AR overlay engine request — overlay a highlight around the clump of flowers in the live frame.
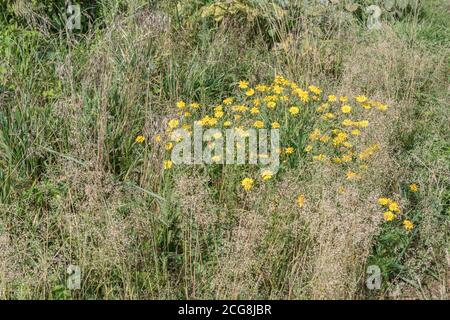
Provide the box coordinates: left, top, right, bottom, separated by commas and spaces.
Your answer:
377, 197, 414, 231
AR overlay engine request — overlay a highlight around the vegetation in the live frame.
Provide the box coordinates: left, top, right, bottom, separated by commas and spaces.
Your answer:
0, 0, 448, 299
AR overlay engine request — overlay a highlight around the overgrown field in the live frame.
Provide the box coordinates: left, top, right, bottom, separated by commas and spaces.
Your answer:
0, 0, 448, 299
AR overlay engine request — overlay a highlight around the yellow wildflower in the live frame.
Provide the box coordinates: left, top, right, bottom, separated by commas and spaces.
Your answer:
341, 105, 352, 114
403, 219, 414, 231
238, 80, 249, 89
409, 183, 419, 192
271, 121, 280, 129
241, 178, 254, 191
289, 106, 299, 115
176, 100, 186, 109
383, 211, 395, 221
163, 160, 173, 170
135, 135, 145, 143
297, 194, 305, 208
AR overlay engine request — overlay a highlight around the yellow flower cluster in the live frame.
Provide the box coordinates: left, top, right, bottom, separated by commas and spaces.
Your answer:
378, 197, 413, 231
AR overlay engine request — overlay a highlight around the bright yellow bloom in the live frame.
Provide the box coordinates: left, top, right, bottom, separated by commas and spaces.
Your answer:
409, 183, 419, 192
267, 101, 276, 109
271, 121, 280, 129
321, 112, 335, 120
165, 142, 173, 150
342, 119, 354, 126
223, 120, 232, 127
388, 201, 400, 213
211, 155, 221, 162
239, 80, 249, 89
246, 88, 255, 96
308, 85, 322, 95
328, 95, 337, 102
341, 105, 352, 113
250, 107, 260, 114
285, 147, 295, 154
176, 100, 186, 109
135, 135, 145, 143
214, 110, 224, 118
163, 160, 173, 170
297, 194, 305, 208
304, 145, 313, 153
351, 129, 361, 136
378, 197, 391, 206
241, 178, 254, 190
190, 102, 200, 109
383, 211, 395, 221
256, 84, 269, 92
261, 170, 274, 181
355, 95, 368, 103
403, 219, 414, 231
223, 97, 234, 105
168, 119, 179, 129
289, 106, 299, 115
253, 120, 265, 129
272, 85, 283, 94
253, 98, 261, 107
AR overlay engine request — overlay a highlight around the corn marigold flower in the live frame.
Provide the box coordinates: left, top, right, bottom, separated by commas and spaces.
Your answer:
341, 105, 352, 113
253, 120, 265, 129
223, 97, 234, 105
190, 102, 200, 109
250, 107, 260, 114
297, 194, 305, 208
355, 95, 368, 103
351, 129, 361, 136
304, 145, 313, 153
403, 219, 414, 231
246, 88, 255, 96
271, 121, 280, 129
176, 100, 186, 109
378, 197, 391, 206
383, 211, 395, 221
388, 201, 400, 213
308, 85, 322, 95
223, 120, 232, 127
165, 142, 174, 150
239, 80, 249, 89
267, 101, 276, 109
241, 177, 254, 190
168, 119, 179, 129
409, 183, 419, 192
328, 95, 337, 102
285, 147, 295, 154
261, 170, 274, 181
289, 106, 299, 115
256, 84, 269, 92
135, 135, 145, 143
163, 160, 173, 169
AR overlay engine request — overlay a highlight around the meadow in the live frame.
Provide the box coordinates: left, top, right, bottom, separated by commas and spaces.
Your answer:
0, 0, 448, 299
